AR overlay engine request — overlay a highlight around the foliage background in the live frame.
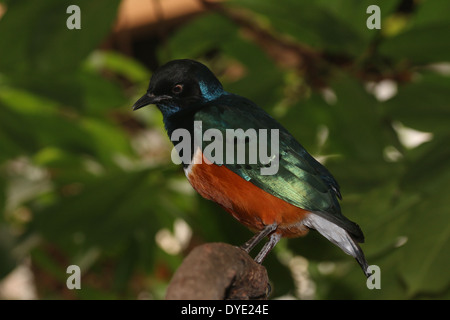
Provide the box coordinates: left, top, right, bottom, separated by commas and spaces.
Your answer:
0, 0, 449, 299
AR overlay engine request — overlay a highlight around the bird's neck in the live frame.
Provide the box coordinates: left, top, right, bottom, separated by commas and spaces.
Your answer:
198, 81, 225, 102
158, 102, 199, 141
158, 89, 230, 136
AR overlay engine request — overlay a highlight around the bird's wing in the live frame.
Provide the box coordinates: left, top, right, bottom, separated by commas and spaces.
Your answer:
194, 95, 364, 242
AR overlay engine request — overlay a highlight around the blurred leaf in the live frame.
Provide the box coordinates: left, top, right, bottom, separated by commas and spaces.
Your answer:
163, 13, 239, 61
0, 101, 35, 160
79, 69, 128, 116
0, 85, 134, 167
278, 93, 328, 154
165, 12, 284, 108
383, 74, 450, 135
28, 166, 194, 277
80, 51, 151, 116
408, 0, 450, 28
321, 75, 400, 193
0, 173, 5, 216
265, 247, 296, 297
379, 0, 450, 64
400, 135, 450, 194
0, 226, 18, 279
397, 136, 450, 296
230, 0, 365, 55
400, 187, 450, 297
190, 197, 251, 245
315, 0, 400, 41
327, 75, 388, 160
87, 51, 151, 84
80, 118, 134, 166
379, 23, 450, 64
0, 0, 121, 104
0, 87, 96, 157
32, 168, 155, 249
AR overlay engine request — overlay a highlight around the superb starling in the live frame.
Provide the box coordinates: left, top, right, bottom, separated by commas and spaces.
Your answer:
133, 59, 369, 277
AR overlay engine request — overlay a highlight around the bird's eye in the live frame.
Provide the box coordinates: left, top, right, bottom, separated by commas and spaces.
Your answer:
172, 84, 184, 94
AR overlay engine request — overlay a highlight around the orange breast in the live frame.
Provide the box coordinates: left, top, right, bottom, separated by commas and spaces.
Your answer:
185, 150, 310, 238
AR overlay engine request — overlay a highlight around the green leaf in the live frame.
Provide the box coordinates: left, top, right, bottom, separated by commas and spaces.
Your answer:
379, 23, 450, 64
379, 0, 450, 64
80, 118, 134, 166
0, 87, 95, 157
87, 51, 151, 84
32, 169, 154, 248
0, 226, 19, 279
409, 0, 450, 28
0, 85, 134, 166
400, 190, 450, 297
278, 93, 326, 155
320, 75, 400, 193
28, 167, 191, 274
314, 0, 400, 41
230, 0, 365, 55
163, 13, 239, 61
79, 68, 128, 116
165, 12, 284, 108
222, 38, 284, 109
0, 0, 121, 104
394, 136, 450, 296
323, 75, 386, 160
383, 74, 450, 135
378, 0, 450, 63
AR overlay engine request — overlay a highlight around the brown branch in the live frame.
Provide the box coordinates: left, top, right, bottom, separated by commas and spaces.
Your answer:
200, 0, 413, 85
200, 0, 338, 88
165, 243, 270, 300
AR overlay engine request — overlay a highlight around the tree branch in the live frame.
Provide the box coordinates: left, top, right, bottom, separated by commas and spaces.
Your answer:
165, 243, 269, 300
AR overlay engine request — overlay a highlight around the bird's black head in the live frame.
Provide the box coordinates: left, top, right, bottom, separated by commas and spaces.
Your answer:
132, 59, 224, 118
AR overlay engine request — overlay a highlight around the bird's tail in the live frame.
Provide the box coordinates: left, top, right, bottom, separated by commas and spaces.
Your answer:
303, 213, 370, 278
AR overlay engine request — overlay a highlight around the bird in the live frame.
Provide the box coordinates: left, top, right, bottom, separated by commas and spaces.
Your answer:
133, 59, 369, 277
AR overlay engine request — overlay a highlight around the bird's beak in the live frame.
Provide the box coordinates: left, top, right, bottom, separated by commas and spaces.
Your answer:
132, 93, 171, 111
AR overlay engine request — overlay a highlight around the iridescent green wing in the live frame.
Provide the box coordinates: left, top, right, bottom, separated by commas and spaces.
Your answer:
194, 94, 363, 241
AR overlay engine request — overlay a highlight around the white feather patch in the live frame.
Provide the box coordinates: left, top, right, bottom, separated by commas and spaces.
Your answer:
303, 213, 360, 258
184, 146, 213, 179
